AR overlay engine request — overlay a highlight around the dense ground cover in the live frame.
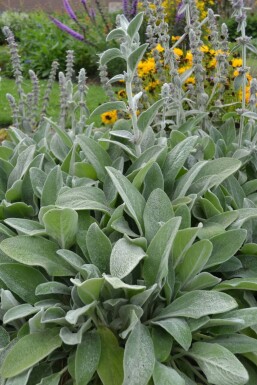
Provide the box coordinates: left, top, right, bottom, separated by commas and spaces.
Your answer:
1, 1, 257, 385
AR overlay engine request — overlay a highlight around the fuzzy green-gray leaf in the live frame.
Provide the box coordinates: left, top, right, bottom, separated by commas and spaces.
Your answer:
189, 342, 249, 385
123, 322, 155, 385
110, 237, 146, 279
0, 236, 74, 276
1, 329, 62, 378
153, 362, 185, 385
156, 291, 238, 319
86, 223, 112, 273
42, 208, 78, 249
106, 167, 145, 234
143, 188, 174, 243
75, 332, 101, 385
143, 217, 181, 286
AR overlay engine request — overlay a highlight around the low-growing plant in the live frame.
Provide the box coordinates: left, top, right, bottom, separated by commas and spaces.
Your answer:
1, 1, 257, 385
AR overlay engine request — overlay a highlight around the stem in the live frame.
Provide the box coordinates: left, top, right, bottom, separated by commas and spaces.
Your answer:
126, 80, 141, 156
239, 24, 247, 147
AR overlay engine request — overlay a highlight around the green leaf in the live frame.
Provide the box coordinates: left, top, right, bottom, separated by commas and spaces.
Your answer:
183, 272, 221, 291
152, 318, 192, 351
4, 218, 45, 236
143, 163, 164, 200
42, 208, 78, 248
106, 167, 145, 234
143, 188, 174, 243
138, 99, 165, 132
29, 168, 47, 199
35, 282, 70, 296
172, 227, 199, 268
0, 236, 74, 276
100, 48, 123, 66
97, 327, 124, 385
189, 342, 249, 385
1, 329, 62, 378
123, 322, 155, 385
103, 275, 145, 296
3, 304, 38, 324
86, 223, 112, 273
205, 229, 247, 268
74, 278, 104, 304
155, 291, 238, 320
210, 334, 257, 354
177, 239, 213, 286
65, 302, 96, 325
127, 12, 144, 39
128, 44, 148, 74
110, 237, 146, 279
143, 217, 181, 286
215, 278, 257, 291
75, 332, 101, 385
106, 27, 127, 41
90, 102, 127, 118
41, 166, 63, 207
0, 327, 10, 349
0, 264, 47, 304
188, 158, 242, 196
153, 362, 185, 385
56, 186, 111, 214
5, 368, 32, 385
35, 371, 63, 385
163, 136, 198, 192
8, 145, 36, 189
76, 136, 112, 182
151, 327, 173, 363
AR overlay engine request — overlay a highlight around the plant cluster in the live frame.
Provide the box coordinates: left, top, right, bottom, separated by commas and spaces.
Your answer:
1, 1, 257, 385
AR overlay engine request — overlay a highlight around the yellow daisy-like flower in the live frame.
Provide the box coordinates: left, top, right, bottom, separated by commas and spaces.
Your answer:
200, 45, 209, 53
117, 89, 126, 99
171, 36, 181, 42
232, 58, 243, 68
152, 43, 165, 53
178, 65, 192, 74
101, 110, 118, 125
173, 47, 183, 58
185, 51, 193, 62
185, 77, 196, 85
137, 57, 156, 78
145, 80, 160, 92
208, 58, 217, 68
238, 86, 251, 103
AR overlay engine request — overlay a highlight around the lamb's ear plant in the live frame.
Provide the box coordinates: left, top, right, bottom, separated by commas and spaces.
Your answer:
2, 3, 257, 385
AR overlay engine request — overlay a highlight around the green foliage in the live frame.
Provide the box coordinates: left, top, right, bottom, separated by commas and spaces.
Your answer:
1, 5, 257, 385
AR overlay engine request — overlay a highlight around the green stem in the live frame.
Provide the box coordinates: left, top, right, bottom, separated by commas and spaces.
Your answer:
239, 24, 247, 147
126, 80, 141, 156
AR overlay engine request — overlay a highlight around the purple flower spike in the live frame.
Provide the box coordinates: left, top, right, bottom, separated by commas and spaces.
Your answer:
63, 0, 77, 21
50, 17, 84, 40
131, 0, 138, 17
123, 0, 129, 18
81, 0, 87, 4
90, 8, 96, 19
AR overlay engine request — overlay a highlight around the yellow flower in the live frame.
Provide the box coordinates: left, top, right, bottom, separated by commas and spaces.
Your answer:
185, 51, 193, 62
145, 80, 160, 92
208, 58, 217, 68
200, 45, 209, 53
117, 89, 126, 99
101, 110, 118, 125
238, 86, 250, 103
153, 43, 165, 53
185, 77, 195, 85
137, 57, 156, 77
178, 65, 191, 74
234, 69, 239, 77
171, 35, 181, 42
173, 47, 183, 58
232, 58, 243, 68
